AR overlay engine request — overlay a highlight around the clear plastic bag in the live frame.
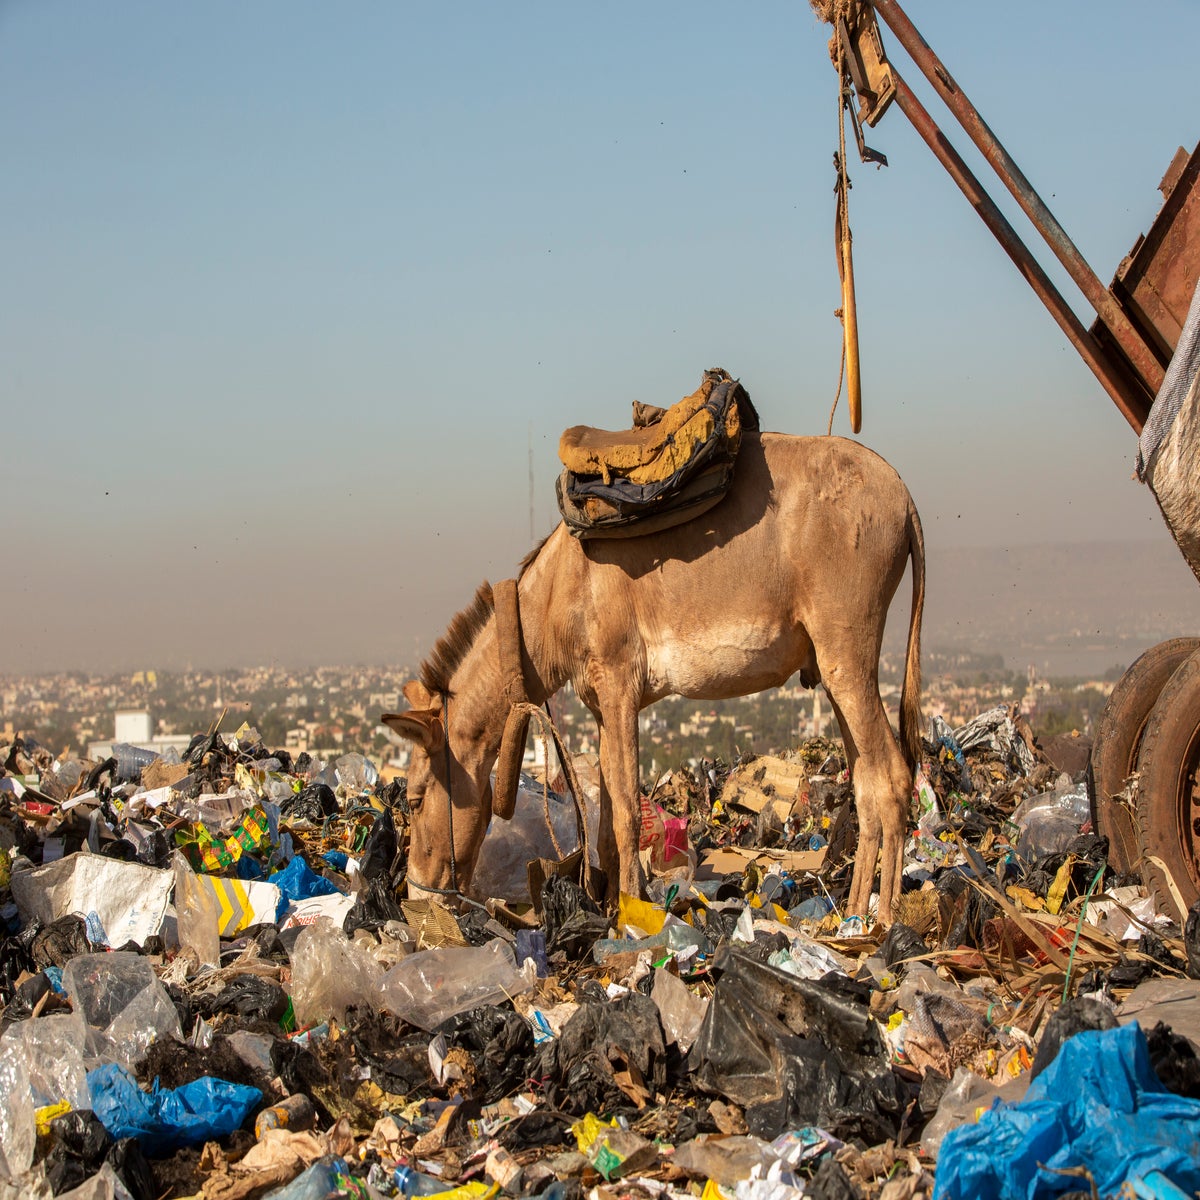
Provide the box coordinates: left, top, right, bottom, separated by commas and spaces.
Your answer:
377, 939, 531, 1031
290, 918, 384, 1025
672, 1134, 776, 1188
172, 852, 221, 967
333, 753, 378, 793
650, 967, 708, 1052
62, 951, 181, 1069
0, 1012, 90, 1109
921, 1066, 1018, 1158
0, 1042, 34, 1180
1012, 779, 1090, 861
468, 773, 596, 904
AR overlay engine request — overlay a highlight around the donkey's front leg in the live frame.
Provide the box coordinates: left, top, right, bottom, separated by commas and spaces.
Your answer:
596, 697, 644, 908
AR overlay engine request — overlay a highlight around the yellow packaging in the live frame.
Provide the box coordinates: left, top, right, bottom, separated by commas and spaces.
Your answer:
619, 893, 665, 937
570, 1111, 618, 1154
36, 1101, 72, 1138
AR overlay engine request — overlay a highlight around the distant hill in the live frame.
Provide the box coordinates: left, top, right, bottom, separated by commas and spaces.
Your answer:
884, 540, 1200, 678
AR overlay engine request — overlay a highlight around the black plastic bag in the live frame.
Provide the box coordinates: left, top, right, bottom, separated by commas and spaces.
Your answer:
358, 806, 398, 882
283, 782, 337, 822
31, 914, 92, 968
271, 1038, 333, 1124
1137, 930, 1177, 971
806, 1156, 864, 1200
434, 1004, 536, 1103
698, 906, 741, 954
245, 924, 291, 963
880, 922, 928, 973
1185, 900, 1200, 979
1029, 996, 1117, 1079
0, 928, 39, 1008
496, 1110, 572, 1151
538, 991, 666, 1117
107, 1138, 157, 1200
44, 1110, 113, 1195
202, 975, 290, 1023
1106, 955, 1154, 989
346, 1006, 435, 1095
1146, 1020, 1200, 1099
540, 875, 608, 961
1, 971, 54, 1028
457, 907, 494, 947
343, 873, 404, 939
131, 825, 172, 868
687, 946, 903, 1143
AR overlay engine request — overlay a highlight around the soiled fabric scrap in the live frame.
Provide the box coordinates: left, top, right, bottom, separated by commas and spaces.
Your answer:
933, 1023, 1200, 1200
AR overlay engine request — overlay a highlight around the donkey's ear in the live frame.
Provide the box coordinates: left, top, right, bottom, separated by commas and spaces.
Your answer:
402, 680, 436, 709
382, 708, 445, 754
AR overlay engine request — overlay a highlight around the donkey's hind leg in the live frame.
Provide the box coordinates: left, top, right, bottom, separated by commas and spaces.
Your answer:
823, 674, 912, 925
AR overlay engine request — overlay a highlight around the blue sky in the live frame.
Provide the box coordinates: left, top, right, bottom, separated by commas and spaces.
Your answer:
4, 1, 1200, 672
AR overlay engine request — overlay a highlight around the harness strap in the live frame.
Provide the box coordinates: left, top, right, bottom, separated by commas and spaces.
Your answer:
493, 578, 530, 706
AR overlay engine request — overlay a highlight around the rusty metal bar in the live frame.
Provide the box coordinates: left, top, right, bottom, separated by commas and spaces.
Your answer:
872, 0, 1166, 399
889, 69, 1149, 432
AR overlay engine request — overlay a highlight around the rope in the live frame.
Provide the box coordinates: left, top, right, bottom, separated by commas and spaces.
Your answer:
507, 701, 591, 870
826, 336, 846, 436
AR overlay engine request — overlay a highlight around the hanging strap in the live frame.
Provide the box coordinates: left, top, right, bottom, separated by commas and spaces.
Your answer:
494, 578, 530, 707
835, 30, 863, 434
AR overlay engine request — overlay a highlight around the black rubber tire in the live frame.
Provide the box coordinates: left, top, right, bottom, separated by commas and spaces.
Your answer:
1134, 647, 1200, 922
1091, 637, 1200, 875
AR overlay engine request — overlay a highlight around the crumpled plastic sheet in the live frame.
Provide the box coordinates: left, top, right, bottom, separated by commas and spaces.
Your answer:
0, 1012, 91, 1109
86, 1063, 262, 1158
62, 952, 181, 1070
377, 937, 530, 1032
289, 919, 384, 1026
952, 705, 1036, 776
0, 1039, 34, 1180
688, 946, 903, 1144
933, 1022, 1200, 1200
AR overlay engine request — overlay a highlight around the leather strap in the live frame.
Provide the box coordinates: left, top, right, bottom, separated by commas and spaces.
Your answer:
493, 578, 529, 706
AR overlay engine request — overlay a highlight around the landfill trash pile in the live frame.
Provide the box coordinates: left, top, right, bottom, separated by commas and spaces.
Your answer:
3, 706, 1200, 1200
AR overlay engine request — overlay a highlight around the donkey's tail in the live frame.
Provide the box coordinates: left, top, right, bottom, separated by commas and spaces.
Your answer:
899, 498, 925, 774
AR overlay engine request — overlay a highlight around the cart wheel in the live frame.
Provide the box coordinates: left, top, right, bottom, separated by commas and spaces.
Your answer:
1090, 638, 1200, 874
1134, 646, 1200, 921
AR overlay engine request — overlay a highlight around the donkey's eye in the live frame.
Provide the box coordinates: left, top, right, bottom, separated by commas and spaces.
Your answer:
408, 793, 425, 811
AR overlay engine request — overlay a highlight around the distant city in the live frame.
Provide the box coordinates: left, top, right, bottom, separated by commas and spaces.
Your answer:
5, 542, 1198, 776
1, 648, 1122, 780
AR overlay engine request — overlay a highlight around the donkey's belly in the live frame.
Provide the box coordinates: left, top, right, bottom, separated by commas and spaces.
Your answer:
643, 619, 811, 702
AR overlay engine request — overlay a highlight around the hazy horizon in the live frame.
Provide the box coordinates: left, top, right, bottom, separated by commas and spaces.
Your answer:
5, 538, 1198, 681
4, 3, 1199, 676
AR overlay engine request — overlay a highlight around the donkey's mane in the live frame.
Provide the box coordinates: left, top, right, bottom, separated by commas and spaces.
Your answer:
419, 581, 495, 696
418, 532, 554, 695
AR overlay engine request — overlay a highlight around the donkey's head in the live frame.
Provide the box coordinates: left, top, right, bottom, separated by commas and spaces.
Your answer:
382, 680, 498, 899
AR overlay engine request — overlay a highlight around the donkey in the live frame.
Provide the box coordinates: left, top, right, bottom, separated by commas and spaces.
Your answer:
384, 432, 925, 924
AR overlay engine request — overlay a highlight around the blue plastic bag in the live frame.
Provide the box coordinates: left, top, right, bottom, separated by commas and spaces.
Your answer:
87, 1063, 262, 1156
934, 1023, 1200, 1200
270, 854, 345, 921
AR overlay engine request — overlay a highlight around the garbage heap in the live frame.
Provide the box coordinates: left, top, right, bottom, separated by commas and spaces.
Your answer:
2, 707, 1200, 1200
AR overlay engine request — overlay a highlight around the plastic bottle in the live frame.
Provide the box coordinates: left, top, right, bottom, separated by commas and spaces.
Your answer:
393, 1163, 449, 1197
255, 1093, 317, 1138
